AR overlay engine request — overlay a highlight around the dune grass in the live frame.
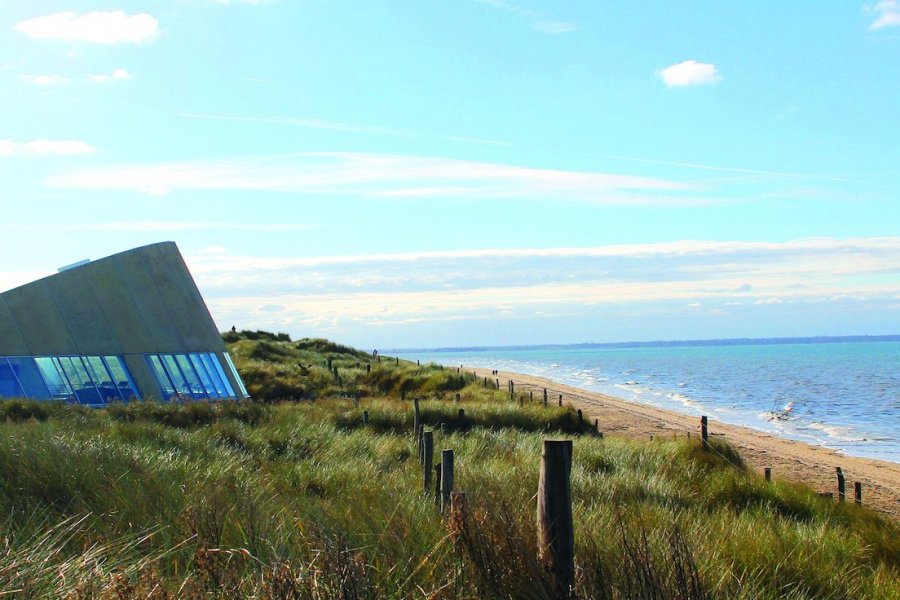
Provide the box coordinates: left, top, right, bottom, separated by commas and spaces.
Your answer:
0, 335, 894, 598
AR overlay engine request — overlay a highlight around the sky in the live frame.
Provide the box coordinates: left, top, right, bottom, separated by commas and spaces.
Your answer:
1, 1, 899, 349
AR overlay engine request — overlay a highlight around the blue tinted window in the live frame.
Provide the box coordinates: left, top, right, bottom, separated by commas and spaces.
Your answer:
224, 353, 249, 398
35, 357, 73, 400
210, 353, 236, 397
104, 357, 139, 400
5, 358, 50, 400
189, 354, 220, 398
174, 354, 206, 399
57, 357, 102, 404
161, 355, 191, 396
0, 359, 24, 398
84, 356, 121, 402
201, 353, 230, 397
146, 355, 176, 399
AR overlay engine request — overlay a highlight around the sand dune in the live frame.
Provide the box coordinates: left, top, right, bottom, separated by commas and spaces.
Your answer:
465, 366, 900, 520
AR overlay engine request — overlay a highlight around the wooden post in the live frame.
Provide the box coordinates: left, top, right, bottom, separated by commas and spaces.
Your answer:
558, 394, 562, 407
366, 363, 371, 373
363, 410, 369, 425
530, 390, 534, 403
423, 430, 433, 494
543, 388, 548, 407
495, 378, 500, 389
538, 440, 574, 599
854, 481, 862, 505
594, 418, 599, 434
484, 376, 487, 388
434, 463, 442, 505
455, 393, 461, 403
441, 449, 454, 513
836, 467, 845, 502
458, 408, 465, 420
764, 467, 771, 482
413, 397, 421, 440
701, 416, 709, 451
418, 424, 425, 464
577, 409, 583, 423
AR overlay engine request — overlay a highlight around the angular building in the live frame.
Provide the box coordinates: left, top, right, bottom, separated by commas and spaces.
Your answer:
0, 242, 248, 404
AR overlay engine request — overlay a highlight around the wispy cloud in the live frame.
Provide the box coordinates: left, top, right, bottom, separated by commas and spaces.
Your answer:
186, 237, 900, 337
658, 60, 722, 88
869, 1, 900, 29
0, 221, 310, 233
474, 0, 576, 34
21, 74, 68, 85
47, 152, 701, 203
88, 68, 132, 83
0, 139, 95, 156
15, 11, 159, 45
176, 112, 510, 146
177, 112, 414, 137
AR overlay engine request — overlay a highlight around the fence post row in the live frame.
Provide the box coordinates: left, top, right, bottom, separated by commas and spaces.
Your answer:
538, 439, 575, 599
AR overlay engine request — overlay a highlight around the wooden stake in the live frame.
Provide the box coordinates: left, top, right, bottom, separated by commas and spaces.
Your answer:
418, 424, 425, 464
413, 397, 420, 440
764, 467, 771, 482
441, 449, 454, 513
558, 394, 563, 407
836, 467, 845, 502
701, 416, 709, 451
363, 410, 369, 425
854, 481, 862, 505
537, 440, 575, 599
423, 430, 433, 494
543, 388, 548, 407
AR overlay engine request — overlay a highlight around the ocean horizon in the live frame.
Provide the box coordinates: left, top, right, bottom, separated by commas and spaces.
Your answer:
395, 336, 900, 463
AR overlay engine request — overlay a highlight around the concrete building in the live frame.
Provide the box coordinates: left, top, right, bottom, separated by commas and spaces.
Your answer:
0, 242, 248, 404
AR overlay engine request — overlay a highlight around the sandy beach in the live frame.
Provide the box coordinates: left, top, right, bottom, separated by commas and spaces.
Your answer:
465, 365, 900, 520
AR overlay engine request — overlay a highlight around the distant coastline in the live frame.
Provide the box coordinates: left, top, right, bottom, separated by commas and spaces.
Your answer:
389, 334, 900, 354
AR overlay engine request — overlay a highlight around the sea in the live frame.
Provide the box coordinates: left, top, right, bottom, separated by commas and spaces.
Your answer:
395, 339, 900, 463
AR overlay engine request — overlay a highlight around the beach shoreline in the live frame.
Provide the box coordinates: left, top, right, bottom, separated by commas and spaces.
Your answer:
464, 365, 900, 520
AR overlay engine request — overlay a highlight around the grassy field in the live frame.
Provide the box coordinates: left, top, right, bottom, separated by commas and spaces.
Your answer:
0, 332, 895, 598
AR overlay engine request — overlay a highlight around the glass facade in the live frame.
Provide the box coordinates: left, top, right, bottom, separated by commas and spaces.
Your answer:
0, 355, 139, 404
143, 352, 243, 400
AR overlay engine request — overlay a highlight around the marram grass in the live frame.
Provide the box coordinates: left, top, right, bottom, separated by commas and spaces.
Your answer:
0, 334, 893, 598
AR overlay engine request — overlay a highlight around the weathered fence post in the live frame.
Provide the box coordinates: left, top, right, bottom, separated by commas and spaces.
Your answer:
434, 463, 442, 505
366, 363, 371, 373
484, 376, 488, 388
836, 467, 845, 502
413, 397, 421, 440
458, 408, 465, 421
854, 481, 862, 505
558, 394, 563, 407
455, 393, 461, 403
530, 390, 534, 403
418, 424, 425, 464
577, 409, 583, 423
423, 430, 433, 494
543, 388, 548, 407
441, 449, 455, 513
764, 467, 771, 482
363, 410, 369, 425
593, 418, 599, 434
538, 440, 574, 599
701, 416, 709, 451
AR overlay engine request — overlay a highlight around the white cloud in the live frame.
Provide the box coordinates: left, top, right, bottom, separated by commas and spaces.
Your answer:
474, 0, 576, 34
47, 152, 702, 204
0, 221, 308, 233
21, 74, 68, 85
88, 68, 132, 83
0, 139, 95, 157
15, 11, 159, 45
870, 1, 900, 29
658, 60, 722, 88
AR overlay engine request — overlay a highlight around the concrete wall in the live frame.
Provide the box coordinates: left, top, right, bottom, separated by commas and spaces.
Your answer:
0, 242, 240, 400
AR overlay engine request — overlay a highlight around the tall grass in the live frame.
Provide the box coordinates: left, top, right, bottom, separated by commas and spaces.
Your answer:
0, 336, 893, 598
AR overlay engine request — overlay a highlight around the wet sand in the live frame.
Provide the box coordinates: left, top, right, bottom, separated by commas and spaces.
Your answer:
465, 366, 900, 520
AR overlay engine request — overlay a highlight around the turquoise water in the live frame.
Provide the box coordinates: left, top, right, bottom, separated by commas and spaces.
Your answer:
397, 342, 900, 462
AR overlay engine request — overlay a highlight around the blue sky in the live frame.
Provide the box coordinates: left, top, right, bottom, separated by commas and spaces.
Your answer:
1, 1, 899, 348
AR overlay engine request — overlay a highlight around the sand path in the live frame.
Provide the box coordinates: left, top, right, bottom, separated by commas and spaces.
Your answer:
462, 366, 900, 520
